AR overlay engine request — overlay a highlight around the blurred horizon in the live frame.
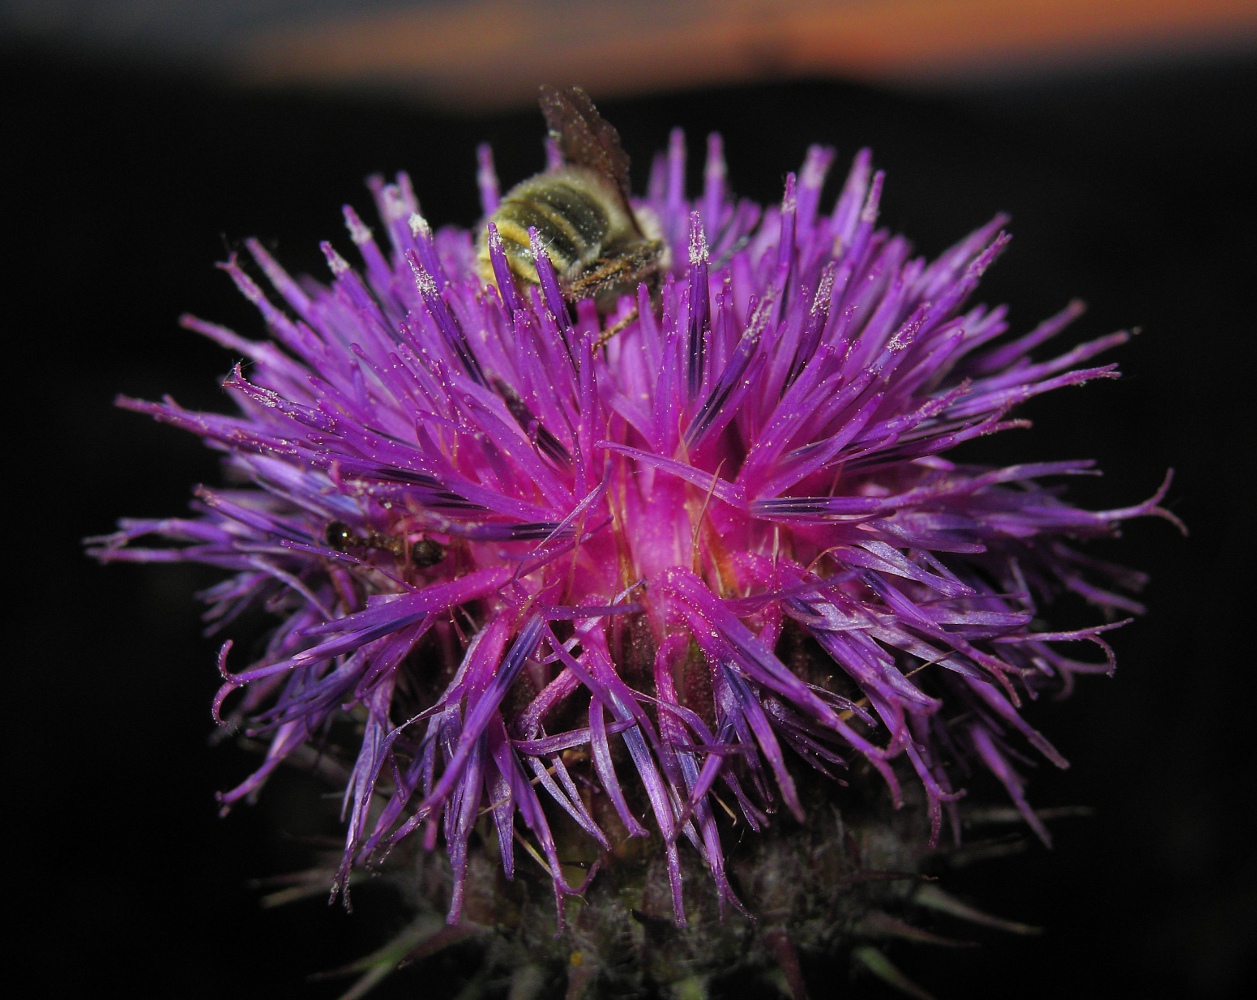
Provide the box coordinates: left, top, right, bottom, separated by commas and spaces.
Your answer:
5, 0, 1257, 109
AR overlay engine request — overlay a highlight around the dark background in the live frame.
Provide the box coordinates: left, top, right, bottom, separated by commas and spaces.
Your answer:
7, 43, 1255, 998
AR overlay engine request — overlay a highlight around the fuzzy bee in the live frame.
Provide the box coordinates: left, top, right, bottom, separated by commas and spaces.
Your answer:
477, 85, 668, 312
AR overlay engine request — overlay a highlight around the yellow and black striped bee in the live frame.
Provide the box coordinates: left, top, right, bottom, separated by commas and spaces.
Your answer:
478, 85, 668, 312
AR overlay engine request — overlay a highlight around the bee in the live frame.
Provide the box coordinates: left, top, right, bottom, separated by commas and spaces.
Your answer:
478, 85, 668, 313
324, 520, 445, 568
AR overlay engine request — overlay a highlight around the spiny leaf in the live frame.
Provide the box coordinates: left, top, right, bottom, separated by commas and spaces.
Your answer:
851, 946, 935, 1000
857, 910, 977, 948
914, 883, 1041, 935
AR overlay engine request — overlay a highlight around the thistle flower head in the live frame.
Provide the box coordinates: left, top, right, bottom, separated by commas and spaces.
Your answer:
92, 98, 1172, 940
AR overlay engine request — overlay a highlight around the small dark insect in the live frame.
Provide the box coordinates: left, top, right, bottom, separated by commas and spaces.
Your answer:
324, 520, 358, 551
478, 85, 668, 313
324, 520, 445, 568
410, 538, 446, 568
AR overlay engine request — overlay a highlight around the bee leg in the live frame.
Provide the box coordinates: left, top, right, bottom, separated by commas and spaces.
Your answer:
564, 239, 665, 307
564, 257, 635, 300
595, 306, 638, 348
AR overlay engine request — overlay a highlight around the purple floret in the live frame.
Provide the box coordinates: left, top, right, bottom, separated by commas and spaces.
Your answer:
90, 129, 1176, 927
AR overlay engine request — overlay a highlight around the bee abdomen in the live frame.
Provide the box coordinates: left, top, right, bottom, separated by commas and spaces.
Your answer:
481, 169, 620, 284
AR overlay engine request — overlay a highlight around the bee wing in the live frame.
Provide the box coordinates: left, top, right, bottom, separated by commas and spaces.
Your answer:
538, 85, 640, 229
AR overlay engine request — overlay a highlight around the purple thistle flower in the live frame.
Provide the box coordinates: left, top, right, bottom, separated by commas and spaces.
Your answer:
90, 96, 1174, 940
